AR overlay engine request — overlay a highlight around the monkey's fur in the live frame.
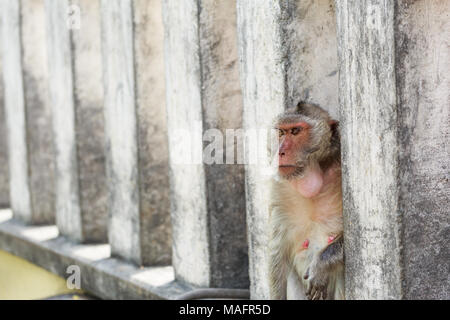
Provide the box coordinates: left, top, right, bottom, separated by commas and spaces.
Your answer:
269, 102, 344, 300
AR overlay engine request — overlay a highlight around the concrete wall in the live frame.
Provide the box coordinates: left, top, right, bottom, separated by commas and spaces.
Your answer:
45, 0, 82, 240
101, 0, 171, 266
1, 0, 33, 222
1, 0, 55, 222
0, 0, 447, 299
163, 0, 248, 288
0, 19, 9, 208
336, 0, 449, 299
283, 0, 339, 118
70, 0, 108, 243
46, 0, 108, 243
21, 0, 56, 224
395, 0, 449, 300
134, 0, 172, 266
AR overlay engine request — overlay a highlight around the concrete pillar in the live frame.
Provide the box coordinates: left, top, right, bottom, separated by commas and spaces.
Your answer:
163, 0, 248, 288
1, 0, 56, 224
45, 0, 107, 242
237, 0, 338, 298
70, 0, 108, 243
21, 0, 56, 224
45, 0, 80, 240
1, 0, 30, 220
336, 0, 449, 299
101, 0, 171, 266
0, 27, 9, 209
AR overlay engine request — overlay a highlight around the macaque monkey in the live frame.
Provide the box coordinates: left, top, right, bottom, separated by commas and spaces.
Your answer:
269, 101, 344, 300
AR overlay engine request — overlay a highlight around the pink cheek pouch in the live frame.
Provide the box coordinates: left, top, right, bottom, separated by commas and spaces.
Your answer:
292, 166, 324, 198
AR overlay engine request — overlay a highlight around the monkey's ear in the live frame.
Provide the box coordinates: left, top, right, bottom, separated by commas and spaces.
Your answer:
296, 101, 307, 112
329, 120, 339, 138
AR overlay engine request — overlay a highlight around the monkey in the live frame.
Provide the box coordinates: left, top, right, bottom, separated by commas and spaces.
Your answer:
268, 101, 344, 300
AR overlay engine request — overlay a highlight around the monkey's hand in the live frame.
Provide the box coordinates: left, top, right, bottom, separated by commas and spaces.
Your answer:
304, 235, 344, 300
304, 258, 329, 300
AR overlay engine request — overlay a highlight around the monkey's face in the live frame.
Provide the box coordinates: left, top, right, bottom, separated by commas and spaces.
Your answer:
276, 120, 311, 179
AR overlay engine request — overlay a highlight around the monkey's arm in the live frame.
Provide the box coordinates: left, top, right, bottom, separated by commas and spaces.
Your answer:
268, 214, 289, 299
304, 234, 344, 300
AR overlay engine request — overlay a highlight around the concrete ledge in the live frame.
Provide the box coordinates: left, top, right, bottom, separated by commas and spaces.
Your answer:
0, 209, 194, 299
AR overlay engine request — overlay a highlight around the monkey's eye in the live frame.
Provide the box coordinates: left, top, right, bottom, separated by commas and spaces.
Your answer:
291, 127, 302, 135
278, 129, 285, 137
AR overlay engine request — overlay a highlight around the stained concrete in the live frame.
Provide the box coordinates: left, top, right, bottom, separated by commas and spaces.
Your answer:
45, 0, 108, 243
1, 0, 32, 221
45, 0, 82, 240
336, 0, 449, 299
163, 0, 209, 286
134, 0, 172, 266
101, 0, 172, 266
101, 0, 140, 263
163, 0, 248, 288
71, 0, 108, 243
21, 0, 56, 224
395, 0, 450, 300
283, 0, 339, 118
0, 29, 9, 209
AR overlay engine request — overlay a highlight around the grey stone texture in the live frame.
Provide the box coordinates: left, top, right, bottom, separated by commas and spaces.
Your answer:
163, 0, 248, 288
101, 0, 171, 266
45, 0, 108, 243
134, 0, 172, 266
394, 0, 449, 300
21, 0, 56, 224
1, 0, 54, 224
0, 31, 9, 209
45, 0, 82, 239
1, 0, 31, 221
282, 0, 339, 118
237, 0, 338, 298
336, 0, 449, 299
70, 0, 108, 243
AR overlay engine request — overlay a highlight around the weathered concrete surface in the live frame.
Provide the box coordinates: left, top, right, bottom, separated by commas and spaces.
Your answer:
0, 27, 9, 208
45, 0, 82, 240
0, 209, 195, 300
336, 0, 402, 299
237, 0, 338, 298
101, 0, 172, 265
163, 0, 248, 288
1, 0, 32, 221
198, 0, 248, 289
163, 0, 209, 286
283, 0, 339, 118
101, 0, 140, 262
1, 0, 56, 223
70, 0, 108, 243
336, 0, 449, 299
394, 0, 450, 300
21, 0, 56, 224
133, 0, 172, 266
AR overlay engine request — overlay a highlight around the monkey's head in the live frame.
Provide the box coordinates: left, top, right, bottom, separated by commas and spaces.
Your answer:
274, 102, 340, 196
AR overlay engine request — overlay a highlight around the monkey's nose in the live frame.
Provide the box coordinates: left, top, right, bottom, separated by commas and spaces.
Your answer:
279, 152, 285, 157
